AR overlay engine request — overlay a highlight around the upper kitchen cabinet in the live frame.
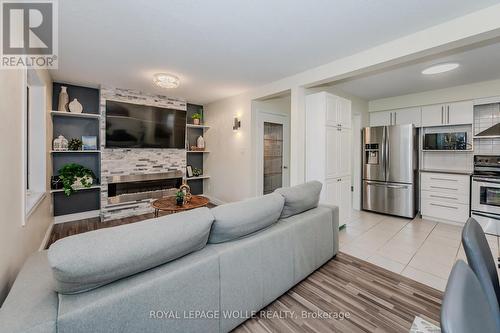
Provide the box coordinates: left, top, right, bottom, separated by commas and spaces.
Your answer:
369, 107, 421, 127
324, 93, 352, 128
421, 101, 473, 127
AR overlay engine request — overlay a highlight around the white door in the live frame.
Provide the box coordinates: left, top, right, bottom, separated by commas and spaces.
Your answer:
421, 104, 444, 127
340, 176, 352, 226
338, 128, 351, 176
370, 111, 392, 126
325, 126, 340, 178
352, 114, 361, 211
256, 112, 290, 195
338, 97, 352, 128
395, 107, 421, 127
447, 101, 473, 126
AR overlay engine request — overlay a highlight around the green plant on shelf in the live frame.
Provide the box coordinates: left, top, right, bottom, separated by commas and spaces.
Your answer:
58, 163, 95, 196
193, 168, 203, 177
191, 113, 202, 120
68, 138, 82, 151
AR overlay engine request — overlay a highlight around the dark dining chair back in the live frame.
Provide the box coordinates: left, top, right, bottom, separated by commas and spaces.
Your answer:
462, 217, 500, 329
441, 260, 500, 333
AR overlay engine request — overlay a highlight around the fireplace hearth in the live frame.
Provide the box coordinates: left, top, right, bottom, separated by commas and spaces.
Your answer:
107, 171, 183, 205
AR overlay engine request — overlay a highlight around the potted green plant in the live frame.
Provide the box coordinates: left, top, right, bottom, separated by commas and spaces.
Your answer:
191, 113, 202, 125
193, 168, 202, 177
175, 190, 185, 206
58, 163, 95, 196
68, 138, 83, 151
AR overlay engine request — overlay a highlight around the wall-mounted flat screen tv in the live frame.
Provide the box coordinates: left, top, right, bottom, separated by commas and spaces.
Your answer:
105, 100, 186, 149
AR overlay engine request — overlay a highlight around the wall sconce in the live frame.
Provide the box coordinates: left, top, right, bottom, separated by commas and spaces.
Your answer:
233, 117, 241, 131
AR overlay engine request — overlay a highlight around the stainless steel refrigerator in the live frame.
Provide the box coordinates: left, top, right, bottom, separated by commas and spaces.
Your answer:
362, 124, 418, 218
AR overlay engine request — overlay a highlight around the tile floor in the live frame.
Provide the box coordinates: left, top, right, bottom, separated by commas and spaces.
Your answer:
339, 210, 500, 291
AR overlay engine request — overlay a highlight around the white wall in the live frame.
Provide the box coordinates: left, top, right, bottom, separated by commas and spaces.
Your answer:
369, 78, 500, 112
0, 69, 53, 305
203, 5, 500, 203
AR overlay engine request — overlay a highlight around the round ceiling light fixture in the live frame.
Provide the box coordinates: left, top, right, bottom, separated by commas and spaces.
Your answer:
421, 63, 460, 75
153, 73, 180, 88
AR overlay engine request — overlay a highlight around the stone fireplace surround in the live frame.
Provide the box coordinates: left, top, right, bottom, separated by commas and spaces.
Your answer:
100, 87, 187, 221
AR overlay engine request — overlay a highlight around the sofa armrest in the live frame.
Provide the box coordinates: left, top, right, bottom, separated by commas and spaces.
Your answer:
319, 204, 340, 256
0, 251, 58, 333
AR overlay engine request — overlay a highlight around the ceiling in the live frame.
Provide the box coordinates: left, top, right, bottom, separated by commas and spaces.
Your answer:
332, 41, 500, 101
50, 0, 500, 104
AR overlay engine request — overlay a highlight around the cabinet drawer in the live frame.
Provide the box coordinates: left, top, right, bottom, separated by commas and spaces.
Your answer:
421, 198, 469, 224
421, 172, 470, 196
421, 190, 468, 205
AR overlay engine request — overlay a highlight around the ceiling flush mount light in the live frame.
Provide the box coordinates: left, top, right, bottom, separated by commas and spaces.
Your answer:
153, 73, 180, 88
421, 63, 459, 75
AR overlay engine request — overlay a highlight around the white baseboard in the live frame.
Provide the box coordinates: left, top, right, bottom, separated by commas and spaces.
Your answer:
39, 222, 54, 251
205, 195, 226, 206
54, 210, 101, 224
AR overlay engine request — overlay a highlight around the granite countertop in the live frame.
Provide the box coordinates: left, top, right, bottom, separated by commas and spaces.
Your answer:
419, 168, 473, 176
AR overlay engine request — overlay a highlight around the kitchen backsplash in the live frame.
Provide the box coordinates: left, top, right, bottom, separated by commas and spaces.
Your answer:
474, 103, 500, 154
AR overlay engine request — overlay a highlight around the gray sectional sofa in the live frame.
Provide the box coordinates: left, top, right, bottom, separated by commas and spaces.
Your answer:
0, 181, 339, 333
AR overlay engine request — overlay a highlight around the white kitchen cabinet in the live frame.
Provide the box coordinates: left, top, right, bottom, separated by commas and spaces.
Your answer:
325, 176, 352, 227
395, 107, 421, 127
420, 171, 470, 224
370, 111, 391, 126
306, 92, 352, 228
421, 101, 473, 127
370, 107, 421, 127
324, 93, 351, 128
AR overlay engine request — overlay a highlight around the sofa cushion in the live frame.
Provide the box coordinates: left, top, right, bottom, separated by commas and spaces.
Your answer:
48, 207, 215, 294
208, 193, 285, 244
274, 181, 322, 218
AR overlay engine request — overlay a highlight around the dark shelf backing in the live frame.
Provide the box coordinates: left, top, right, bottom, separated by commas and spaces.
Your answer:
52, 82, 100, 114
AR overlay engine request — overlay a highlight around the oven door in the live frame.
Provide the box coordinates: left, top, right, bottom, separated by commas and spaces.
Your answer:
472, 177, 500, 215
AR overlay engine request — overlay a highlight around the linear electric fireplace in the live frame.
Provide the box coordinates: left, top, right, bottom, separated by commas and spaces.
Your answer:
107, 171, 183, 205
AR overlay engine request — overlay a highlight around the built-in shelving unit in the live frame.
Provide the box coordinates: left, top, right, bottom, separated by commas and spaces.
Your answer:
186, 175, 210, 181
51, 150, 100, 154
51, 82, 101, 220
50, 185, 101, 193
185, 104, 208, 195
50, 110, 101, 119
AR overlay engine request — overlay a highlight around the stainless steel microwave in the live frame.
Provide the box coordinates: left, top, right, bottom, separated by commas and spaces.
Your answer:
423, 132, 467, 150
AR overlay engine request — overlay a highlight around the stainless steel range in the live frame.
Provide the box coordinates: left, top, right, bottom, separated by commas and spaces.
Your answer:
471, 155, 500, 236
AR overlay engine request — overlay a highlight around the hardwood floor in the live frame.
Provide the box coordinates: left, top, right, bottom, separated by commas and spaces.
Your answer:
47, 213, 442, 332
233, 252, 442, 333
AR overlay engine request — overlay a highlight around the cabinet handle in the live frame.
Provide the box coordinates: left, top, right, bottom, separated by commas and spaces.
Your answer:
430, 177, 458, 182
430, 185, 458, 191
447, 106, 450, 124
441, 106, 444, 124
430, 203, 458, 210
394, 112, 397, 124
430, 194, 458, 200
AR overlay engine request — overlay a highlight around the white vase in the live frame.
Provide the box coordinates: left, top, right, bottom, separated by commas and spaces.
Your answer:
58, 86, 69, 112
68, 98, 83, 113
196, 135, 205, 149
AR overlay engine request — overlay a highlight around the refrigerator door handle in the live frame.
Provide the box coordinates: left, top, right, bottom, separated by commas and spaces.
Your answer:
366, 182, 408, 189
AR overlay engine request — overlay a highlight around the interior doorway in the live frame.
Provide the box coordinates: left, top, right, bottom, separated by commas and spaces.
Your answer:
256, 112, 290, 194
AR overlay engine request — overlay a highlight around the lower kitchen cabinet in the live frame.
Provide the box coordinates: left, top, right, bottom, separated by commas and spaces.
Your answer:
325, 176, 351, 228
420, 172, 470, 224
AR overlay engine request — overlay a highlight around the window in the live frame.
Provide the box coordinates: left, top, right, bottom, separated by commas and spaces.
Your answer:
24, 69, 47, 221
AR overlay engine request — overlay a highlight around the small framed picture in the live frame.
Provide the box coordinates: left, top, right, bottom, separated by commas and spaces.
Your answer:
82, 136, 97, 150
186, 165, 193, 178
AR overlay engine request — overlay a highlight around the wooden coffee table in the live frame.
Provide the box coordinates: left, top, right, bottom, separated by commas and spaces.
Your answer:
151, 195, 210, 217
